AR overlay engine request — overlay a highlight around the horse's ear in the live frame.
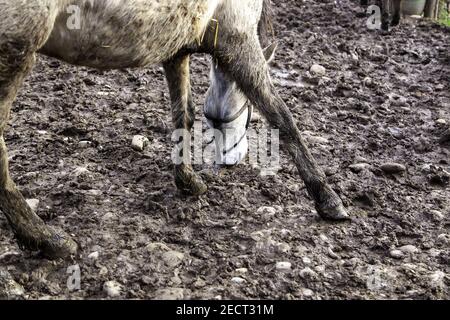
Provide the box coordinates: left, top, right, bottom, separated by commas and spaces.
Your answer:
263, 42, 278, 63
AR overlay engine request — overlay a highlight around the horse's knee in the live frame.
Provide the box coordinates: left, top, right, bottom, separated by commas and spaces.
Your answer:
0, 136, 10, 189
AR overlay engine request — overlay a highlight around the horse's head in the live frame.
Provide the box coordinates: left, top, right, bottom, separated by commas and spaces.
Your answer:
204, 43, 277, 166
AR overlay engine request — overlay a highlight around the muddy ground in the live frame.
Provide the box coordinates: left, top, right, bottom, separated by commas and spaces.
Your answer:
1, 0, 449, 300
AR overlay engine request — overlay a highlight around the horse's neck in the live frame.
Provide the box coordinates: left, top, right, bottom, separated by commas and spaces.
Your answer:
56, 0, 73, 11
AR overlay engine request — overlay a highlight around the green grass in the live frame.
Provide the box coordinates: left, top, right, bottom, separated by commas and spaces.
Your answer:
438, 1, 450, 26
438, 17, 450, 27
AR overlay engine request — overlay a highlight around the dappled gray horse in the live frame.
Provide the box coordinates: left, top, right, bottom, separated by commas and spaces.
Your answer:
0, 0, 349, 260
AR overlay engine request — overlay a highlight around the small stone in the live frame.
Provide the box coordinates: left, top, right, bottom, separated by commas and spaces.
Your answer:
399, 245, 419, 254
103, 281, 122, 298
88, 251, 99, 261
299, 267, 317, 279
231, 277, 246, 284
25, 199, 40, 212
256, 206, 277, 221
421, 164, 432, 173
99, 266, 109, 276
429, 271, 446, 289
78, 141, 91, 148
102, 212, 117, 221
436, 119, 447, 125
162, 251, 185, 268
302, 257, 312, 265
154, 288, 184, 300
327, 247, 339, 259
193, 278, 206, 288
349, 163, 370, 173
141, 275, 152, 285
131, 135, 149, 151
72, 166, 89, 177
380, 162, 406, 174
276, 261, 292, 271
363, 77, 374, 87
302, 288, 314, 297
427, 210, 445, 221
235, 268, 248, 274
436, 234, 449, 245
389, 249, 405, 259
310, 64, 326, 77
146, 242, 171, 253
275, 242, 291, 254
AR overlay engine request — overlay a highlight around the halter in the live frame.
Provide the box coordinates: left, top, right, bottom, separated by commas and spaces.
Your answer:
204, 101, 253, 155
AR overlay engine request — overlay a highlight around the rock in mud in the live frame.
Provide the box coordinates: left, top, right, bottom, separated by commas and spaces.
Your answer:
389, 249, 405, 259
299, 267, 318, 280
88, 251, 100, 261
380, 163, 406, 174
25, 199, 40, 212
154, 288, 184, 300
256, 206, 277, 221
231, 277, 247, 284
0, 270, 25, 299
302, 257, 312, 265
436, 234, 449, 245
426, 210, 445, 222
428, 271, 446, 289
78, 140, 91, 148
276, 262, 292, 272
162, 251, 185, 268
301, 288, 314, 297
131, 135, 149, 151
103, 281, 123, 298
310, 64, 326, 77
235, 268, 248, 274
399, 245, 419, 254
349, 163, 370, 173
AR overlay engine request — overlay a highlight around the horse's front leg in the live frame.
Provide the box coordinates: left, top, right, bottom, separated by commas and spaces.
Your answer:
163, 55, 207, 196
203, 29, 349, 220
0, 48, 77, 259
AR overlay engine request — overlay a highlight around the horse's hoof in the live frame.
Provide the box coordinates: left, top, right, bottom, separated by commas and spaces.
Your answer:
316, 200, 350, 221
39, 226, 78, 260
175, 167, 208, 196
391, 17, 400, 27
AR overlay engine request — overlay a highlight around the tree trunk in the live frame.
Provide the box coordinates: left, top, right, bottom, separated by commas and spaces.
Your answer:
424, 0, 437, 17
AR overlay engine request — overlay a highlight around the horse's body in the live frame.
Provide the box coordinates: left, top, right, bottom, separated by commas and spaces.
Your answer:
41, 0, 219, 69
0, 0, 349, 259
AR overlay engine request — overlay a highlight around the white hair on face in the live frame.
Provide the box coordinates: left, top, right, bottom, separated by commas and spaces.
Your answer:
205, 63, 250, 166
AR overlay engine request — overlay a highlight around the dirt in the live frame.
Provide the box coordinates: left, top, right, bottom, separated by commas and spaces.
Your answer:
1, 0, 449, 300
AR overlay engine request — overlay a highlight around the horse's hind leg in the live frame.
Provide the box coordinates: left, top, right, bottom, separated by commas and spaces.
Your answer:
164, 55, 207, 196
380, 0, 391, 31
208, 33, 348, 220
391, 0, 402, 26
0, 41, 77, 259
